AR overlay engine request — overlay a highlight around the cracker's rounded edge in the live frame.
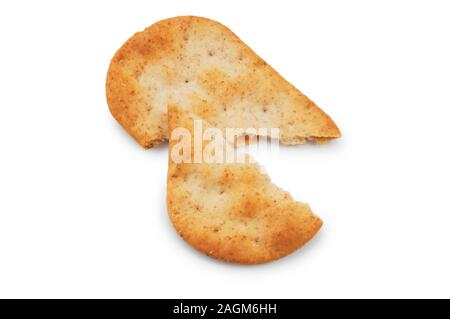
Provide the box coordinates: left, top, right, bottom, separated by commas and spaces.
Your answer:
105, 16, 218, 148
105, 41, 152, 148
166, 177, 324, 265
168, 207, 323, 265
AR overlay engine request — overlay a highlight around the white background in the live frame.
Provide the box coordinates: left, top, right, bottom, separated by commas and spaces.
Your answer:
0, 0, 449, 298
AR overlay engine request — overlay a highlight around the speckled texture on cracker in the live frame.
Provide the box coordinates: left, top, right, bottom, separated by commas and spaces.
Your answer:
106, 16, 340, 148
166, 104, 323, 264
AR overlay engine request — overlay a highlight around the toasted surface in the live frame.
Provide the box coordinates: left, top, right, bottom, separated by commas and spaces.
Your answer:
167, 104, 323, 264
106, 16, 340, 148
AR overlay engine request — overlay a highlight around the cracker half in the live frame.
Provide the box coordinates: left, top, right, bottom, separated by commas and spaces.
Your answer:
107, 16, 340, 148
167, 104, 323, 264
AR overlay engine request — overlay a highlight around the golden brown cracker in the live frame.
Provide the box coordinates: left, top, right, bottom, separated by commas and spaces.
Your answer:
167, 104, 323, 264
106, 16, 340, 148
